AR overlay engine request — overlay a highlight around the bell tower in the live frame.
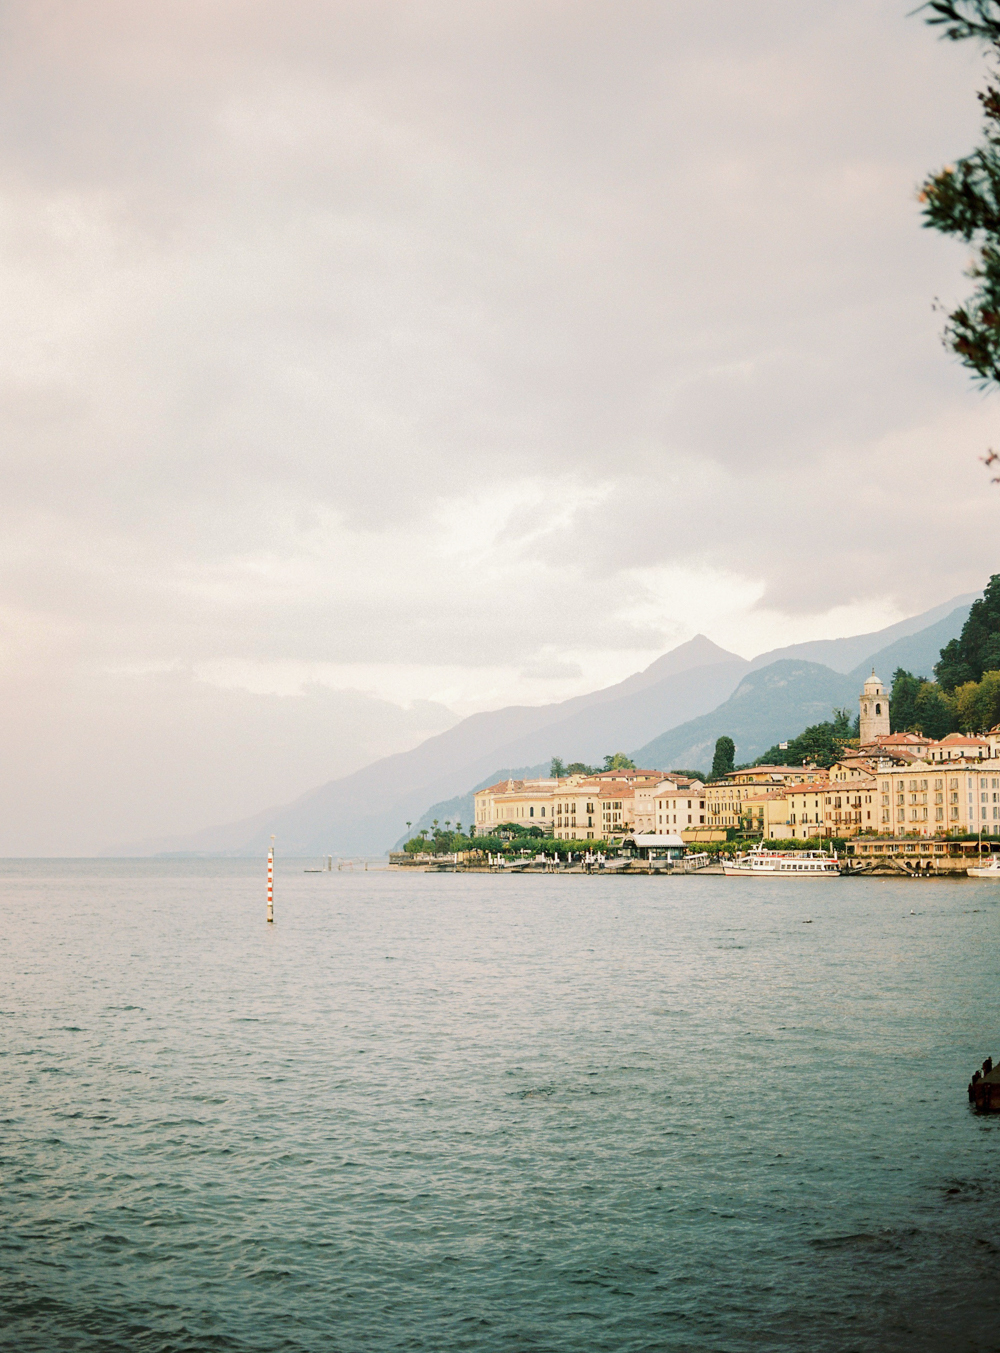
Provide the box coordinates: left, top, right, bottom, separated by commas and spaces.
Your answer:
859, 670, 889, 744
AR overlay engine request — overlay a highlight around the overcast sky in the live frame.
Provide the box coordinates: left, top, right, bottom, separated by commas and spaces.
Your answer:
1, 0, 997, 852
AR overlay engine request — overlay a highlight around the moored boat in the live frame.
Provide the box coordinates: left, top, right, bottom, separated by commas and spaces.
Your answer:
967, 856, 1000, 879
723, 845, 841, 877
969, 1056, 1000, 1111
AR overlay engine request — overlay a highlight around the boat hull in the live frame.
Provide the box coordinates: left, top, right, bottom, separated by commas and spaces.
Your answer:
722, 866, 840, 877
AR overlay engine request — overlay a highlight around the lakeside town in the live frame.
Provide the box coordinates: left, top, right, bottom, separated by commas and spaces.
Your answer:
471, 672, 1000, 848
388, 668, 1000, 874
392, 579, 1000, 868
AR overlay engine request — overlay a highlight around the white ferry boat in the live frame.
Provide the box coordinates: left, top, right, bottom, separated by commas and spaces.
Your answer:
968, 856, 1000, 879
723, 845, 841, 878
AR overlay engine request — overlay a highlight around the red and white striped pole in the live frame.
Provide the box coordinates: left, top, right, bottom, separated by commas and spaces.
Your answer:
267, 836, 274, 923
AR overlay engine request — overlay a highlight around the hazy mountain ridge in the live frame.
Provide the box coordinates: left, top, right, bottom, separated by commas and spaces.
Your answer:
385, 602, 975, 839
748, 594, 976, 674
119, 636, 746, 856
631, 604, 972, 772
120, 598, 974, 857
631, 661, 859, 770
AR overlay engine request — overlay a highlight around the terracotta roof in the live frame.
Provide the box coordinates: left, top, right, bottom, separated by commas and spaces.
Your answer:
871, 733, 929, 746
477, 779, 523, 795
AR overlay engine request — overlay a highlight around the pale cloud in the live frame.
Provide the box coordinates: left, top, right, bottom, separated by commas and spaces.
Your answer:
0, 0, 996, 849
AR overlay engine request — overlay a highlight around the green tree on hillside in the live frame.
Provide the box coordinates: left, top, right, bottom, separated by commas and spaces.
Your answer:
710, 736, 735, 780
890, 668, 922, 731
567, 761, 596, 775
914, 682, 957, 738
756, 708, 853, 769
955, 669, 1000, 728
935, 574, 1000, 689
550, 757, 566, 778
602, 752, 635, 771
890, 667, 959, 736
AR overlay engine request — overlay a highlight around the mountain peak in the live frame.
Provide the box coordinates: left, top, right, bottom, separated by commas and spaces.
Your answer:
613, 635, 745, 698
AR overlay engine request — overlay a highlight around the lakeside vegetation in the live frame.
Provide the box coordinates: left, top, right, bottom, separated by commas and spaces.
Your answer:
404, 820, 611, 859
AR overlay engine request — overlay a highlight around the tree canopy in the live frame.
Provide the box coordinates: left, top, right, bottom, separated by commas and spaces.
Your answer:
710, 736, 735, 780
603, 752, 635, 771
890, 668, 922, 731
550, 757, 600, 777
920, 2, 1000, 42
934, 573, 1000, 689
919, 4, 1000, 460
756, 708, 853, 770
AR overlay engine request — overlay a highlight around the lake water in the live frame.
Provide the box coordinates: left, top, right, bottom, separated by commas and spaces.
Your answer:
3, 860, 1000, 1353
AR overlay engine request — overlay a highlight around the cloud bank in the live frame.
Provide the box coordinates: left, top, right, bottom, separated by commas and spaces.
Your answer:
0, 1, 996, 849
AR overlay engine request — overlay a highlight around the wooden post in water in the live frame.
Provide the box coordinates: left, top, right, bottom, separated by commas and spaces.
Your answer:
267, 836, 274, 923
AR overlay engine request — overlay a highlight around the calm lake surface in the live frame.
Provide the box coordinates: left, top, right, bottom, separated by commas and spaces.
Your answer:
3, 860, 1000, 1353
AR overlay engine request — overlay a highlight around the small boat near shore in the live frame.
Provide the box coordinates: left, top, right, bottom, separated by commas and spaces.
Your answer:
969, 1056, 1000, 1110
967, 856, 1000, 879
723, 845, 841, 878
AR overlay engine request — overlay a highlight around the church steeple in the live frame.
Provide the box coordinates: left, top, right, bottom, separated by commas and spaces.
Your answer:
859, 670, 889, 744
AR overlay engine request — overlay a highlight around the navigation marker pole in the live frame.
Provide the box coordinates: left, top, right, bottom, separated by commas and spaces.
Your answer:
267, 836, 275, 924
